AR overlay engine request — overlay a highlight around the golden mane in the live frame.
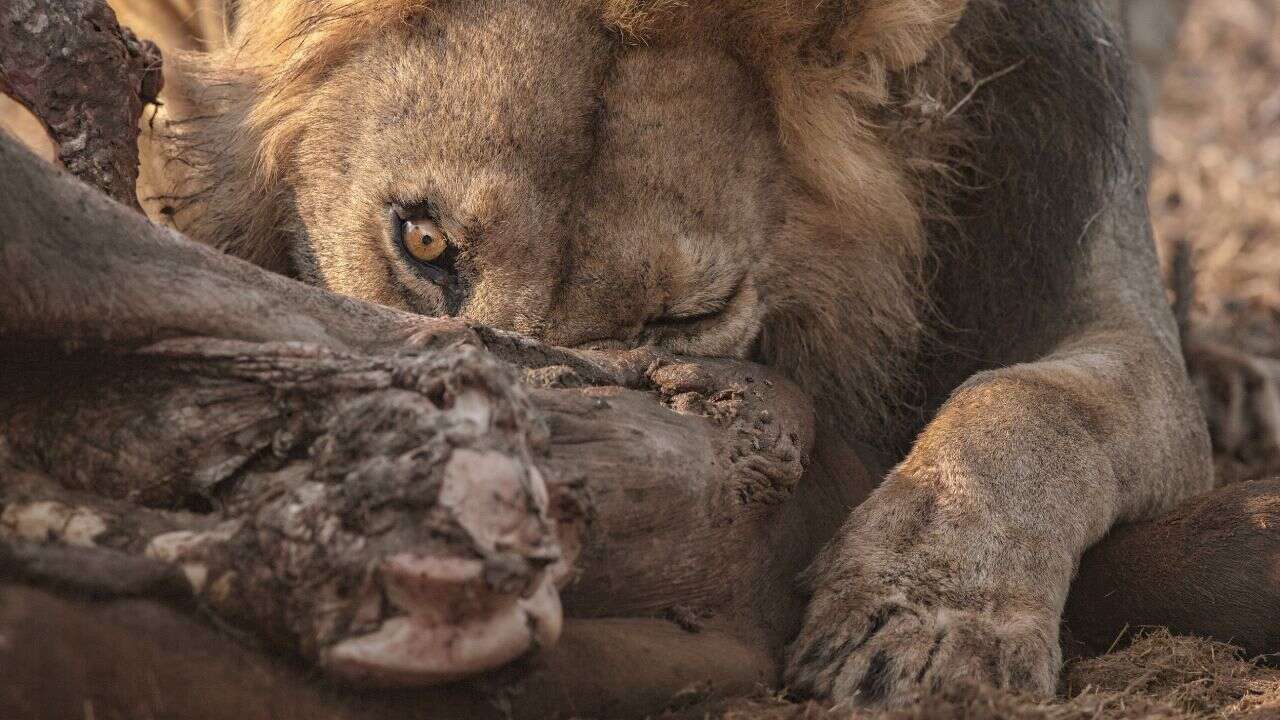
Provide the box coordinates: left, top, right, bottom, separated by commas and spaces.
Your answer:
165, 0, 962, 256
156, 0, 970, 434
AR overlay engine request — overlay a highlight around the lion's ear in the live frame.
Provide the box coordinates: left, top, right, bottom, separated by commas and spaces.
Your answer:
838, 0, 968, 70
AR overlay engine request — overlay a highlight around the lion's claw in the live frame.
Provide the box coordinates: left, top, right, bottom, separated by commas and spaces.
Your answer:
787, 592, 1059, 706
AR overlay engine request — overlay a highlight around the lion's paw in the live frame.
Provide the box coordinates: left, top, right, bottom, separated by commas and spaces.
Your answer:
785, 586, 1059, 706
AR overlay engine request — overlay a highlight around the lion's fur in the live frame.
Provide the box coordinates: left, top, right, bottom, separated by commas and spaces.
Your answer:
146, 0, 983, 440
130, 0, 1144, 449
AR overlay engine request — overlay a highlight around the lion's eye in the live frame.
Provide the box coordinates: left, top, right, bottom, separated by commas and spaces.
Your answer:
389, 204, 458, 283
402, 218, 448, 263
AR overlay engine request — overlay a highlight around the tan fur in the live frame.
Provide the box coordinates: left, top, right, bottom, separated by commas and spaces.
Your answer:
148, 0, 968, 433
103, 0, 1217, 707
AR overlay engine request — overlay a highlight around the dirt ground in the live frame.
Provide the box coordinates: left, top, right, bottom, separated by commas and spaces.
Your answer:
681, 1, 1280, 718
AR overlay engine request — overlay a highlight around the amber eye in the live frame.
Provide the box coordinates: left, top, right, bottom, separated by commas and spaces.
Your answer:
388, 203, 459, 284
402, 218, 449, 263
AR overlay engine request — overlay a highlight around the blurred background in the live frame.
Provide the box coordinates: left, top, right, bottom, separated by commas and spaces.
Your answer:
1149, 0, 1279, 309
1143, 0, 1280, 483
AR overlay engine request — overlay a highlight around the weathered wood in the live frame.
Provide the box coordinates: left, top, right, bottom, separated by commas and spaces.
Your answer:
2, 339, 575, 685
0, 0, 162, 210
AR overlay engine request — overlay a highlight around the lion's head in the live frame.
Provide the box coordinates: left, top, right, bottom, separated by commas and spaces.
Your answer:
161, 0, 967, 429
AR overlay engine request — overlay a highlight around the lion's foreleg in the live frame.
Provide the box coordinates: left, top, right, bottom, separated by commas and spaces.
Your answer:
787, 330, 1212, 704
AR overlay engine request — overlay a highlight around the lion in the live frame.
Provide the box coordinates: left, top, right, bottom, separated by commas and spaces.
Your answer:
6, 0, 1226, 707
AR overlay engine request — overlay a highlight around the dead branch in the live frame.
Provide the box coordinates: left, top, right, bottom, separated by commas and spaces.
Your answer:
0, 0, 162, 210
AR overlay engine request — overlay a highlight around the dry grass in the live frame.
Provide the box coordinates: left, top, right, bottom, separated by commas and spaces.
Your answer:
666, 632, 1280, 719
